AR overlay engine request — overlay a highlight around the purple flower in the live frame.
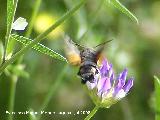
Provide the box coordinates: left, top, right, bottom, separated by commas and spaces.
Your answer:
86, 59, 133, 108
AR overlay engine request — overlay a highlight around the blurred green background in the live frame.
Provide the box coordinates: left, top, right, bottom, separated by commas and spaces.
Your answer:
0, 0, 160, 120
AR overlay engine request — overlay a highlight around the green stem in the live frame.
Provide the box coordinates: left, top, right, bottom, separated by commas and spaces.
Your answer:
0, 0, 87, 74
34, 0, 86, 41
3, 0, 18, 63
37, 65, 68, 120
17, 0, 42, 64
84, 105, 100, 120
8, 75, 17, 120
78, 0, 104, 42
25, 0, 42, 38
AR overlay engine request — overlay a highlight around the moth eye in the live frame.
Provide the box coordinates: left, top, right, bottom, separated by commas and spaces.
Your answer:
87, 74, 94, 80
90, 74, 94, 79
86, 75, 90, 79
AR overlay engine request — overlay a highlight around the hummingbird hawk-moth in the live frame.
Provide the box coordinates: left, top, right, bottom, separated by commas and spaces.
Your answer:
64, 36, 112, 84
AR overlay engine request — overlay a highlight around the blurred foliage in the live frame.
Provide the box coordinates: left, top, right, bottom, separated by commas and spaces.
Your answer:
0, 0, 160, 120
154, 76, 160, 120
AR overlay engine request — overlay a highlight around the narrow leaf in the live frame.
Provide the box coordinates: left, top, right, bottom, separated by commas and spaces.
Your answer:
7, 0, 14, 35
4, 0, 19, 62
0, 42, 4, 64
154, 76, 160, 120
25, 0, 42, 37
11, 34, 67, 62
6, 0, 18, 39
108, 0, 138, 24
6, 35, 16, 60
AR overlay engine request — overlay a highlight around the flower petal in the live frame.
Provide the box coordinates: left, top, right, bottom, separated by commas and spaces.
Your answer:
12, 17, 28, 30
97, 77, 111, 95
99, 59, 110, 77
120, 68, 128, 81
115, 89, 126, 99
110, 73, 114, 85
113, 86, 121, 96
116, 69, 128, 88
123, 78, 134, 93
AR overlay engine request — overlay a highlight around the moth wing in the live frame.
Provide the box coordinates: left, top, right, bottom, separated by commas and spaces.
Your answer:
94, 40, 112, 64
64, 35, 81, 66
94, 44, 105, 63
97, 53, 105, 66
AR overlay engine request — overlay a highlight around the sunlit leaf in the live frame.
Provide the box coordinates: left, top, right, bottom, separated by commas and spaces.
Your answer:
7, 0, 14, 35
6, 0, 18, 36
154, 76, 160, 120
6, 0, 18, 60
107, 0, 139, 24
11, 34, 67, 62
12, 17, 28, 30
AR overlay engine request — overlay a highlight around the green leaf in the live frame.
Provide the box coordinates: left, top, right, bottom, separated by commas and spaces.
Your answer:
5, 0, 18, 61
25, 0, 42, 37
6, 0, 18, 32
154, 76, 160, 120
6, 35, 16, 59
0, 42, 4, 64
7, 0, 14, 35
6, 0, 18, 39
107, 0, 139, 24
11, 34, 67, 62
7, 64, 29, 79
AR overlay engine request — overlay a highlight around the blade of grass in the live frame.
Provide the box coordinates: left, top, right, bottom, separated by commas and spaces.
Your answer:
37, 64, 68, 120
5, 2, 19, 120
3, 0, 18, 63
0, 0, 87, 74
78, 0, 104, 42
6, 0, 42, 117
25, 0, 42, 37
154, 76, 160, 120
7, 2, 42, 120
107, 0, 138, 24
64, 0, 88, 39
34, 0, 86, 41
18, 0, 42, 64
7, 75, 17, 120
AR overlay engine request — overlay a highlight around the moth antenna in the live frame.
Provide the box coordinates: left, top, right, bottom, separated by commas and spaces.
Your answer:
94, 39, 113, 48
94, 39, 113, 60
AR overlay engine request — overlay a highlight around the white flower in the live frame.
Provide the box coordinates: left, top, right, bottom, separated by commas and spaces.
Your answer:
12, 17, 28, 30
